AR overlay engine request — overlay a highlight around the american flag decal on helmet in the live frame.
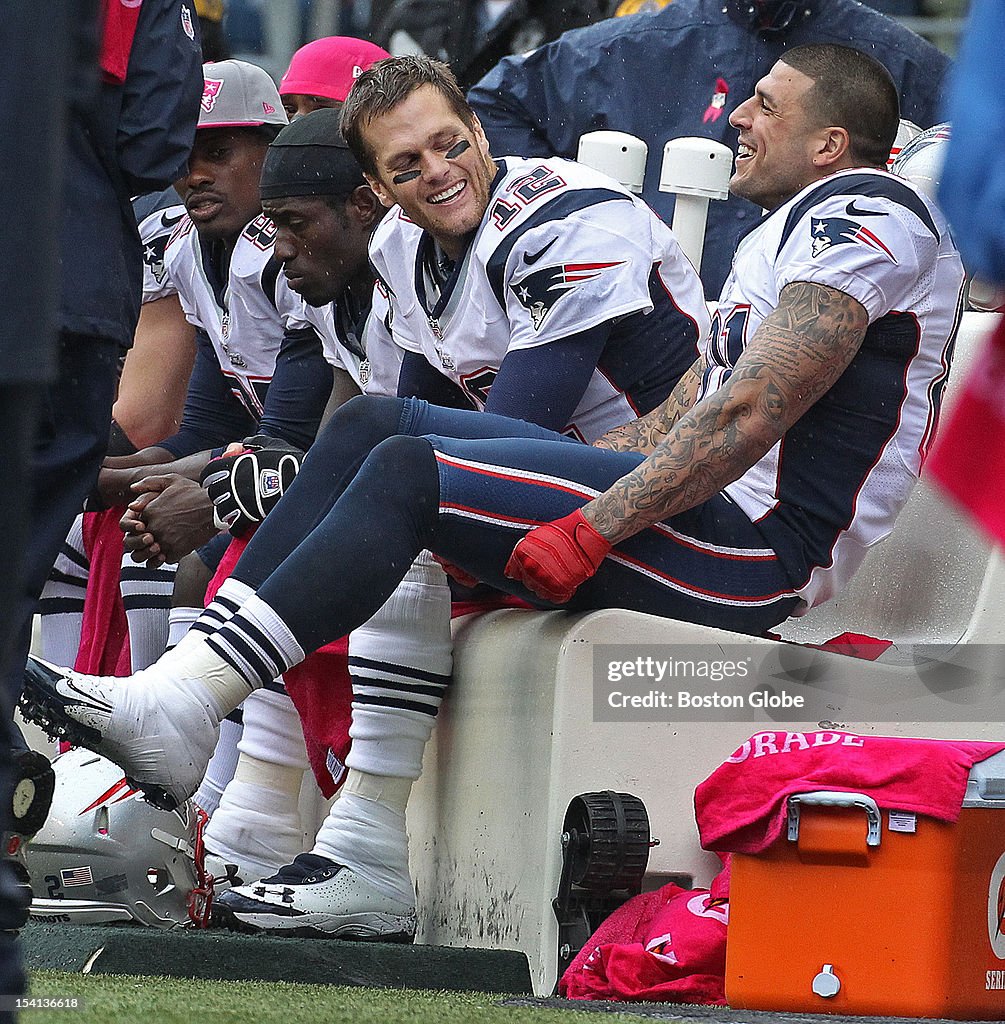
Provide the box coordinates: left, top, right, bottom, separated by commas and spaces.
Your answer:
810, 216, 898, 263
510, 261, 625, 331
60, 866, 94, 887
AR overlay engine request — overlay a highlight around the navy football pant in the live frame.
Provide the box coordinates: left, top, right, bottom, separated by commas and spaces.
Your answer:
230, 395, 800, 655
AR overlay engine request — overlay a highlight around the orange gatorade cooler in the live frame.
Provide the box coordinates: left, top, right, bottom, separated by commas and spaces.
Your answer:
725, 754, 1005, 1019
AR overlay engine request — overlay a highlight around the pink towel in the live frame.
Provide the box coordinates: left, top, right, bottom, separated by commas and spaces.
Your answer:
695, 731, 1005, 854
561, 860, 730, 1003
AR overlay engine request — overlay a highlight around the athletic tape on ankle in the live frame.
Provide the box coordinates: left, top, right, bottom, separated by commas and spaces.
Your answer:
233, 752, 305, 799
342, 769, 413, 815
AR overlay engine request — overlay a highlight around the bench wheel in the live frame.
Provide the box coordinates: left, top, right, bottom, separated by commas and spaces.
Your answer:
563, 790, 650, 892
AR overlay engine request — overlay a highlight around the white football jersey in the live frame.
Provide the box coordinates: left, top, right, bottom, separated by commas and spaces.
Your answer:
139, 203, 185, 304
369, 156, 709, 442
164, 214, 286, 418
705, 168, 965, 611
279, 282, 403, 399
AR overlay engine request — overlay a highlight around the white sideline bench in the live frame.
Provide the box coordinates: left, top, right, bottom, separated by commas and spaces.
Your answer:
407, 311, 1005, 995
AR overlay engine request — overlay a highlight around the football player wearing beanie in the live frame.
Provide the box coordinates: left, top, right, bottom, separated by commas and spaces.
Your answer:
279, 36, 390, 121
197, 112, 425, 939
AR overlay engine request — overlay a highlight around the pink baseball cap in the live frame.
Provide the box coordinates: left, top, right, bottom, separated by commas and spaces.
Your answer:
199, 60, 289, 129
279, 37, 391, 103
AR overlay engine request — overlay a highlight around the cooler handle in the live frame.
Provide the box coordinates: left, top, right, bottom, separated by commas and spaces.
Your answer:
786, 791, 882, 846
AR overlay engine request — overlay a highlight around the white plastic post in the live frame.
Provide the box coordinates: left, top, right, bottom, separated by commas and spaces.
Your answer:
659, 137, 733, 271
576, 131, 648, 194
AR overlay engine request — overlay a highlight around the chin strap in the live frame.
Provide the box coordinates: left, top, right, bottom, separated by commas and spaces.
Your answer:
187, 807, 215, 928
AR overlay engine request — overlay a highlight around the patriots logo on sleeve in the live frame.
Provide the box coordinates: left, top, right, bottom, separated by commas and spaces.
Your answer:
142, 233, 170, 284
810, 216, 898, 264
510, 261, 625, 331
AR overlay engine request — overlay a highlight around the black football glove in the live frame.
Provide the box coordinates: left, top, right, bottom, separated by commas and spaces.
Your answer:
200, 435, 303, 536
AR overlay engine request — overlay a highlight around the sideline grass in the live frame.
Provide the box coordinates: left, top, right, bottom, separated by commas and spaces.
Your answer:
26, 971, 649, 1024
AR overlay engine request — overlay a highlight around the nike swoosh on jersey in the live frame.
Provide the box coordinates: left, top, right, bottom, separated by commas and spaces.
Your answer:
845, 201, 888, 218
523, 238, 558, 265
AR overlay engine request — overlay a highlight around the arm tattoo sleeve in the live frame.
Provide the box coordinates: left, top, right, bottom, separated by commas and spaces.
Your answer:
584, 281, 870, 543
592, 355, 705, 454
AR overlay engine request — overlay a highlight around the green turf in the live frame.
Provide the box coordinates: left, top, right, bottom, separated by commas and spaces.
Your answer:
25, 971, 653, 1024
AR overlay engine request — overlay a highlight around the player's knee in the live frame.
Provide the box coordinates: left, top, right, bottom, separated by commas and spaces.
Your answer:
330, 393, 405, 438
307, 394, 408, 469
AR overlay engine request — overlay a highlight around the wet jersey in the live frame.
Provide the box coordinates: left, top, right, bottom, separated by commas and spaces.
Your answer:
280, 282, 403, 399
164, 213, 285, 419
704, 168, 965, 611
138, 202, 185, 304
369, 155, 709, 442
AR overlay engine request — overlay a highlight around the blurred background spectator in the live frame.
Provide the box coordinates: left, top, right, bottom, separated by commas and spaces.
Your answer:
369, 0, 616, 89
196, 0, 231, 60
216, 0, 969, 81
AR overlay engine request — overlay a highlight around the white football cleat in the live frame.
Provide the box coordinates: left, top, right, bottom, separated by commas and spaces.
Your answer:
20, 656, 219, 812
212, 853, 417, 942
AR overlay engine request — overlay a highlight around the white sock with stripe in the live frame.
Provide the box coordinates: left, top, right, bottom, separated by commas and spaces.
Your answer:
121, 556, 176, 671
310, 552, 452, 902
38, 515, 88, 668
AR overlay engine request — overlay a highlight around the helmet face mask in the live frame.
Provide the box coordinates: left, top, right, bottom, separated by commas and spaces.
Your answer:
25, 749, 199, 929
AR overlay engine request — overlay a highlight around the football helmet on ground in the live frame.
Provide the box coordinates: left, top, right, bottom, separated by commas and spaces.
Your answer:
24, 748, 212, 928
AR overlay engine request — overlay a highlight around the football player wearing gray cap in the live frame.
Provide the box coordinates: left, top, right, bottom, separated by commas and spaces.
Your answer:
88, 63, 334, 887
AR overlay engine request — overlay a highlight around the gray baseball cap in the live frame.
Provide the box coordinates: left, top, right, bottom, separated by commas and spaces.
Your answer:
199, 60, 289, 130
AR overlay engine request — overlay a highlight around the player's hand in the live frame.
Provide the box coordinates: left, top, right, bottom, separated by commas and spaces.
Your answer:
504, 509, 612, 604
120, 501, 163, 566
124, 474, 217, 564
200, 436, 303, 536
430, 553, 480, 589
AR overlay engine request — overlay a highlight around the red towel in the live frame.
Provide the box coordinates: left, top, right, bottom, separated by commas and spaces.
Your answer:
75, 508, 131, 677
561, 859, 730, 1003
816, 631, 892, 661
100, 0, 143, 84
927, 314, 1005, 545
695, 731, 1005, 855
764, 632, 893, 662
282, 643, 352, 798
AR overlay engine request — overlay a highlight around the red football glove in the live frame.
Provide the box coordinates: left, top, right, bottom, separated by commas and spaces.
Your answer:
504, 509, 612, 604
